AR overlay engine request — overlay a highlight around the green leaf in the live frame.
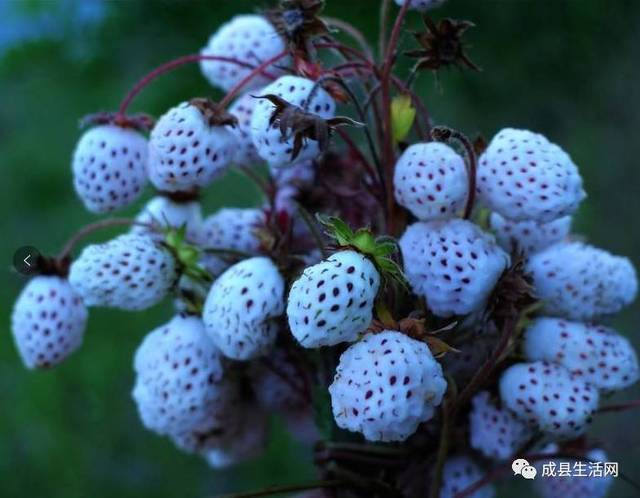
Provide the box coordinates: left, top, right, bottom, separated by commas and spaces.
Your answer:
391, 94, 416, 143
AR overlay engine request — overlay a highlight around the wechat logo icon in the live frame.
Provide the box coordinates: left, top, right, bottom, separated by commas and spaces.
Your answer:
512, 458, 538, 480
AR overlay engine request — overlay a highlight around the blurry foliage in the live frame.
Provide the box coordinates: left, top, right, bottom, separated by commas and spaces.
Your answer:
1, 1, 639, 497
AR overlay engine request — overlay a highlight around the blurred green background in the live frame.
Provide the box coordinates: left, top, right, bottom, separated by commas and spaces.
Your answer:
1, 0, 639, 497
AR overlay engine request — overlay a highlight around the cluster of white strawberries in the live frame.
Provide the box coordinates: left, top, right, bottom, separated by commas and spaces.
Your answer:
10, 1, 638, 497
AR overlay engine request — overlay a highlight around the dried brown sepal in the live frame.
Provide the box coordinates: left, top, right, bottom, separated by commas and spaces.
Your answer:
472, 134, 488, 157
35, 255, 71, 278
405, 17, 481, 74
189, 97, 238, 127
254, 93, 363, 161
485, 252, 538, 330
266, 0, 330, 56
79, 111, 155, 132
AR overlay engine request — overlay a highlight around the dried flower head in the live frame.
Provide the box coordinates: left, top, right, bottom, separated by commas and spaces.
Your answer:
266, 0, 330, 55
406, 16, 480, 74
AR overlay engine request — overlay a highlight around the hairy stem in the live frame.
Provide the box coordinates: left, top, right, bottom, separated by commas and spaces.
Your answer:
57, 218, 152, 261
323, 16, 374, 61
218, 50, 290, 108
429, 396, 452, 498
118, 54, 276, 116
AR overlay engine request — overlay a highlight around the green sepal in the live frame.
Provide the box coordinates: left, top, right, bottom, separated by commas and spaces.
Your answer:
391, 94, 416, 143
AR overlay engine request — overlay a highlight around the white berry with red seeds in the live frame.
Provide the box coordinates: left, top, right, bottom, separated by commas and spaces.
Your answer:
395, 0, 447, 12
534, 447, 613, 498
148, 102, 236, 192
499, 361, 599, 438
198, 207, 265, 277
133, 314, 239, 438
251, 75, 336, 167
228, 92, 263, 166
329, 330, 447, 442
132, 195, 203, 240
524, 317, 639, 392
527, 242, 638, 320
69, 233, 177, 310
200, 15, 287, 92
11, 276, 88, 369
439, 455, 495, 498
203, 257, 285, 360
489, 212, 571, 255
469, 391, 533, 461
399, 219, 509, 317
72, 124, 148, 213
393, 142, 468, 221
287, 250, 381, 348
477, 128, 585, 222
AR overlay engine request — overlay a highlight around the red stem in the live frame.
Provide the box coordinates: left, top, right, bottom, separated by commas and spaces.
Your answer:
314, 42, 376, 70
118, 54, 278, 116
379, 0, 411, 235
218, 50, 290, 108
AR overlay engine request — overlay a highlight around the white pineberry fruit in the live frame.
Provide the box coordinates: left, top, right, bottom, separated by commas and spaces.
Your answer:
399, 219, 510, 317
469, 391, 533, 461
228, 92, 263, 166
132, 314, 240, 439
477, 128, 585, 222
204, 408, 269, 468
72, 124, 148, 213
395, 0, 447, 12
148, 102, 236, 192
287, 250, 381, 348
523, 317, 639, 392
203, 257, 285, 360
68, 233, 177, 310
251, 75, 336, 167
132, 195, 203, 240
393, 142, 468, 221
329, 330, 447, 442
198, 207, 265, 278
527, 242, 638, 320
439, 455, 495, 498
534, 446, 613, 498
250, 346, 310, 412
499, 361, 599, 438
11, 275, 88, 369
200, 15, 287, 92
489, 212, 571, 255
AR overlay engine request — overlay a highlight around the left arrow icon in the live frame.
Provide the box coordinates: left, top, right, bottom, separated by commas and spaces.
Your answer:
13, 246, 41, 275
23, 254, 32, 267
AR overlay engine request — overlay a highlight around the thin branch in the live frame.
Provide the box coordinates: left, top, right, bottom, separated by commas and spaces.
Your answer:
295, 203, 328, 258
596, 399, 640, 414
429, 396, 452, 498
322, 16, 374, 61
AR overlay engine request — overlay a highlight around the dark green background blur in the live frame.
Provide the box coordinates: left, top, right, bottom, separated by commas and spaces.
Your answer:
1, 1, 639, 497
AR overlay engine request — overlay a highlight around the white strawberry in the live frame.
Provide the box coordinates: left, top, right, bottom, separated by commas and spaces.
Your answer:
148, 101, 236, 192
329, 330, 447, 442
499, 361, 599, 438
11, 275, 88, 369
477, 128, 585, 222
523, 317, 639, 392
203, 257, 285, 360
228, 93, 263, 167
399, 219, 510, 317
489, 212, 571, 255
393, 142, 468, 221
527, 242, 638, 320
132, 314, 240, 439
200, 15, 288, 92
287, 250, 381, 348
198, 207, 265, 277
439, 455, 495, 498
250, 346, 310, 412
72, 124, 148, 213
68, 233, 178, 310
204, 407, 269, 468
394, 0, 447, 11
469, 391, 533, 461
534, 446, 613, 498
132, 195, 203, 240
251, 75, 336, 167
